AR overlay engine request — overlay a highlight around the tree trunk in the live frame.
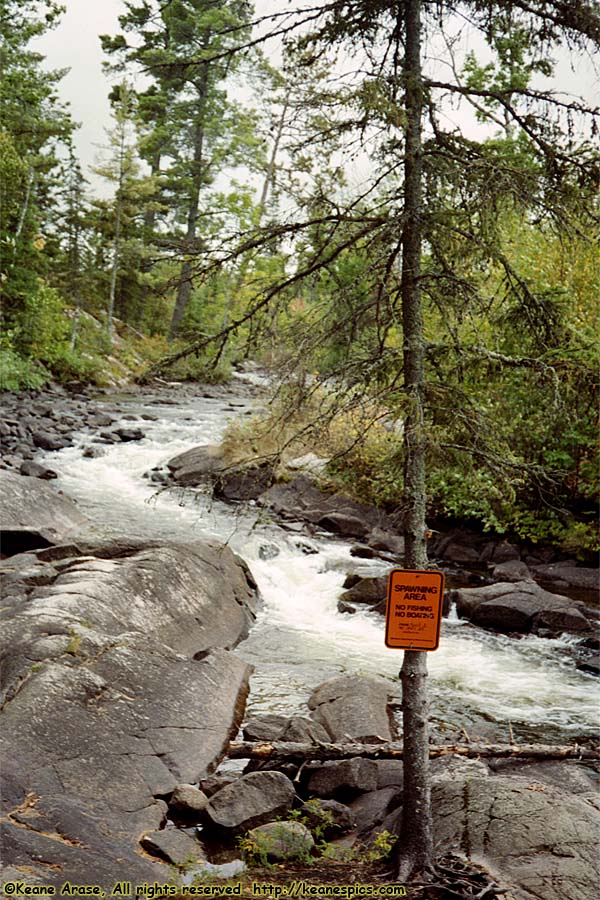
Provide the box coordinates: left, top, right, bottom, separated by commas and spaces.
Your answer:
107, 123, 126, 342
226, 740, 600, 762
169, 76, 208, 341
395, 0, 432, 880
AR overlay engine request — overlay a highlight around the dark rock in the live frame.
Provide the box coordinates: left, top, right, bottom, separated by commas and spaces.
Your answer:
258, 475, 390, 532
20, 460, 58, 480
31, 431, 68, 451
348, 786, 402, 834
82, 446, 105, 459
532, 564, 600, 592
199, 775, 237, 798
299, 799, 355, 837
258, 542, 280, 561
372, 760, 404, 788
339, 576, 388, 607
491, 559, 532, 582
308, 675, 395, 743
338, 600, 357, 614
307, 759, 379, 800
317, 512, 369, 539
214, 460, 275, 502
367, 529, 404, 557
0, 471, 88, 551
452, 581, 593, 637
349, 544, 376, 558
577, 654, 600, 676
247, 822, 314, 861
204, 771, 296, 834
141, 829, 207, 866
114, 427, 144, 442
342, 573, 362, 590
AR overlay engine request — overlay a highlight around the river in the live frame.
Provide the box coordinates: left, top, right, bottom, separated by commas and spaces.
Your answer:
44, 376, 598, 747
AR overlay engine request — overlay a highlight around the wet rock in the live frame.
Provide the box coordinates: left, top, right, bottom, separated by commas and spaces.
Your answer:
258, 475, 390, 532
19, 460, 58, 480
339, 575, 388, 607
141, 829, 207, 867
308, 675, 396, 743
114, 427, 144, 442
532, 563, 600, 592
204, 771, 296, 834
82, 446, 105, 458
214, 460, 275, 502
577, 653, 600, 676
451, 581, 593, 637
31, 431, 68, 451
0, 471, 88, 553
247, 822, 314, 861
317, 512, 369, 539
167, 444, 225, 486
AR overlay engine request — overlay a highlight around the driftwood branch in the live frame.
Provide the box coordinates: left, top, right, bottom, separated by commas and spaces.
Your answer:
228, 740, 600, 762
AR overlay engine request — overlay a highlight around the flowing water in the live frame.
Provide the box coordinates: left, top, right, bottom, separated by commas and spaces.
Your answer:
45, 377, 599, 746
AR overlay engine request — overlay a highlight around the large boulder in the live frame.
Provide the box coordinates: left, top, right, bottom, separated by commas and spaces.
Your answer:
0, 471, 88, 554
532, 563, 600, 593
308, 675, 396, 743
166, 444, 226, 486
0, 538, 257, 889
450, 581, 593, 636
432, 775, 600, 900
258, 475, 390, 535
204, 771, 297, 834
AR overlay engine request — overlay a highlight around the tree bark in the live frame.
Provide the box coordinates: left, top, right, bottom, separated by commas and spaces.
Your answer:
227, 740, 600, 762
396, 0, 431, 880
169, 72, 209, 341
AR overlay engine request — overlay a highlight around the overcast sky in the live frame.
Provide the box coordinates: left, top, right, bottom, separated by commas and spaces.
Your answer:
36, 0, 598, 198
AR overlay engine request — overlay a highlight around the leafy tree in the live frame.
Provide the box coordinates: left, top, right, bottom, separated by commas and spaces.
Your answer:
142, 0, 599, 878
0, 0, 75, 320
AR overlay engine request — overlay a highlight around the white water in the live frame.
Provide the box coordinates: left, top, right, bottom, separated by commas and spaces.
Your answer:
45, 383, 599, 743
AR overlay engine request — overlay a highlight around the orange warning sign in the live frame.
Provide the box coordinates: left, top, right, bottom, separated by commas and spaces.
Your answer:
385, 569, 444, 651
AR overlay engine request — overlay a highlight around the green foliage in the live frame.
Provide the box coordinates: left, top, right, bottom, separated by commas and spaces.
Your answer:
0, 343, 47, 390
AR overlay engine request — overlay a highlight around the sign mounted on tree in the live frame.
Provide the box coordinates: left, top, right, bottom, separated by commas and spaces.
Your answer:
385, 569, 444, 651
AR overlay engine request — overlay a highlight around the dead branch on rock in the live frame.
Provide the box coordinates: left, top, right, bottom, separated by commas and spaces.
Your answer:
227, 740, 600, 762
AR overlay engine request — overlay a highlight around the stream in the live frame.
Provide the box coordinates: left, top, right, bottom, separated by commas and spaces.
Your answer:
42, 376, 599, 748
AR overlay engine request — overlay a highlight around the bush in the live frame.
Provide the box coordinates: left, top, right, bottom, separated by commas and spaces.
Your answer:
0, 345, 47, 390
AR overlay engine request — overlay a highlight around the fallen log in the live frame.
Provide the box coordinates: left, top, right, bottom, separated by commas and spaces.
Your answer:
228, 740, 600, 762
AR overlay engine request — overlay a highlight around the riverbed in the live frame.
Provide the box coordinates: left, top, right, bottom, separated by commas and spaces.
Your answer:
41, 376, 599, 746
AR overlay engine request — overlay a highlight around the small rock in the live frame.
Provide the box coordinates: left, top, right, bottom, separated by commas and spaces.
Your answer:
141, 829, 206, 866
247, 821, 314, 861
169, 784, 209, 815
20, 460, 58, 480
31, 432, 68, 451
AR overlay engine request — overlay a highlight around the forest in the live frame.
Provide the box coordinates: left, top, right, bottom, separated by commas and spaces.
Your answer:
1, 0, 599, 559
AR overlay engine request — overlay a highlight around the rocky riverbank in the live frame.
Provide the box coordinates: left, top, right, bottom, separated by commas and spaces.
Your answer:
1, 378, 599, 899
160, 443, 600, 672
